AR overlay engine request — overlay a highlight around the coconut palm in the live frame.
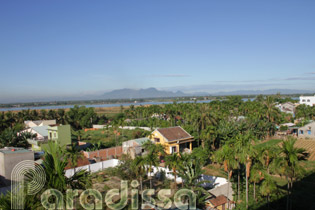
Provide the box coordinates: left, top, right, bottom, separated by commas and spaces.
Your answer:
213, 143, 238, 208
43, 142, 91, 193
260, 175, 277, 210
165, 153, 181, 190
275, 138, 308, 210
132, 156, 146, 191
234, 133, 255, 209
66, 143, 84, 168
249, 161, 264, 202
143, 151, 159, 189
177, 155, 210, 208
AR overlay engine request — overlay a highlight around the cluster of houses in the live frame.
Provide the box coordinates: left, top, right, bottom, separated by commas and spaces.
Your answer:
0, 120, 72, 187
274, 95, 315, 139
1, 95, 315, 208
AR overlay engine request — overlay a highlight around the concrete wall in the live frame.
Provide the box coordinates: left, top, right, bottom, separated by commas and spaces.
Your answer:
0, 151, 34, 185
93, 125, 152, 131
82, 146, 123, 160
298, 122, 315, 139
65, 159, 119, 178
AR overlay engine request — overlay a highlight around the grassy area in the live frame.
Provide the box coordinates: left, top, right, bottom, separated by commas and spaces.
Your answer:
81, 127, 150, 146
94, 106, 124, 116
254, 139, 282, 149
203, 163, 227, 177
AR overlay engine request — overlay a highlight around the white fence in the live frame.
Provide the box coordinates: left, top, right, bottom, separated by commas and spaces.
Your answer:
147, 166, 227, 187
65, 159, 119, 178
93, 125, 153, 131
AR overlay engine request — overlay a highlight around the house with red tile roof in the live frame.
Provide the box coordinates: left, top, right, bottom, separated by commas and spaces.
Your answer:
149, 126, 194, 154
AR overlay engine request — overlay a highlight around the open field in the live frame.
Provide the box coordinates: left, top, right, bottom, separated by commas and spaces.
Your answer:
256, 138, 315, 161
295, 139, 315, 161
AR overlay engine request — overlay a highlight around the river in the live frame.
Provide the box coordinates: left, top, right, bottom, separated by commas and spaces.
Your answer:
0, 98, 257, 112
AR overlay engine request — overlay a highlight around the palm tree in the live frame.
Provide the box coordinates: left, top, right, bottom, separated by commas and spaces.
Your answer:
143, 151, 159, 189
165, 153, 181, 190
43, 142, 91, 193
275, 138, 308, 210
249, 161, 264, 202
260, 175, 277, 210
142, 141, 166, 189
177, 155, 209, 208
234, 133, 255, 209
66, 143, 84, 168
213, 143, 238, 209
132, 156, 146, 191
263, 96, 281, 136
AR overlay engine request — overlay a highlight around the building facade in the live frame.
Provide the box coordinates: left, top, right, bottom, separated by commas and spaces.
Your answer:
149, 126, 194, 154
0, 147, 34, 185
299, 95, 315, 106
27, 124, 72, 151
298, 122, 315, 139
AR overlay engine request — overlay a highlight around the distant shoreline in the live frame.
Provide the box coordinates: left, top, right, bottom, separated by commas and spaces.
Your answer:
0, 93, 303, 112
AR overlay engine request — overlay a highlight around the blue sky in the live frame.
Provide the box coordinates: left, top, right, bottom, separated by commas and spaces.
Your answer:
1, 0, 315, 102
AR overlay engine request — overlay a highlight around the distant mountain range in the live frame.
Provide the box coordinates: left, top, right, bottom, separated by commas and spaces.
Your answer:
101, 88, 315, 99
2, 88, 314, 104
102, 88, 187, 99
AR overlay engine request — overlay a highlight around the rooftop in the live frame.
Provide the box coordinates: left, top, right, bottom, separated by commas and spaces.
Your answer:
156, 126, 193, 142
208, 183, 233, 201
207, 195, 228, 207
0, 147, 32, 154
32, 126, 49, 137
133, 137, 150, 145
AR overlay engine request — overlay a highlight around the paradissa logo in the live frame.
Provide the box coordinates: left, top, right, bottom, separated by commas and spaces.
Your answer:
42, 180, 196, 210
12, 161, 196, 210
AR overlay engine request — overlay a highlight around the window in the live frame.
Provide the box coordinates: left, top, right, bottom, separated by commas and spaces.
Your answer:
54, 133, 56, 138
154, 138, 160, 143
172, 146, 177, 153
302, 100, 306, 102
49, 133, 52, 139
307, 99, 310, 102
300, 130, 304, 134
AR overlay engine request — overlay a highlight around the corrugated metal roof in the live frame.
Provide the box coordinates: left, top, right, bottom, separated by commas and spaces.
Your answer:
32, 126, 49, 137
133, 137, 150, 145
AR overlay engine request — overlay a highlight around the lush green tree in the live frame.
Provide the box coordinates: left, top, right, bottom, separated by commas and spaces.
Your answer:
213, 143, 238, 208
275, 138, 308, 210
66, 105, 97, 130
132, 156, 146, 191
165, 153, 181, 190
177, 155, 209, 208
0, 127, 33, 148
42, 142, 91, 193
66, 143, 84, 168
259, 175, 277, 210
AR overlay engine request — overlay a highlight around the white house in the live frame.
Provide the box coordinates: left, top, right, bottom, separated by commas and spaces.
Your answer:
20, 126, 49, 140
299, 95, 315, 107
24, 120, 56, 128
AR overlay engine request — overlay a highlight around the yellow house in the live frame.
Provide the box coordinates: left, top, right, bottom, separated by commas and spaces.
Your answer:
205, 195, 230, 210
149, 126, 194, 154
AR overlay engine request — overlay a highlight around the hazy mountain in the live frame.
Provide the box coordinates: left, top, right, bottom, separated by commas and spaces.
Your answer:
102, 88, 187, 99
212, 89, 315, 96
3, 88, 314, 104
